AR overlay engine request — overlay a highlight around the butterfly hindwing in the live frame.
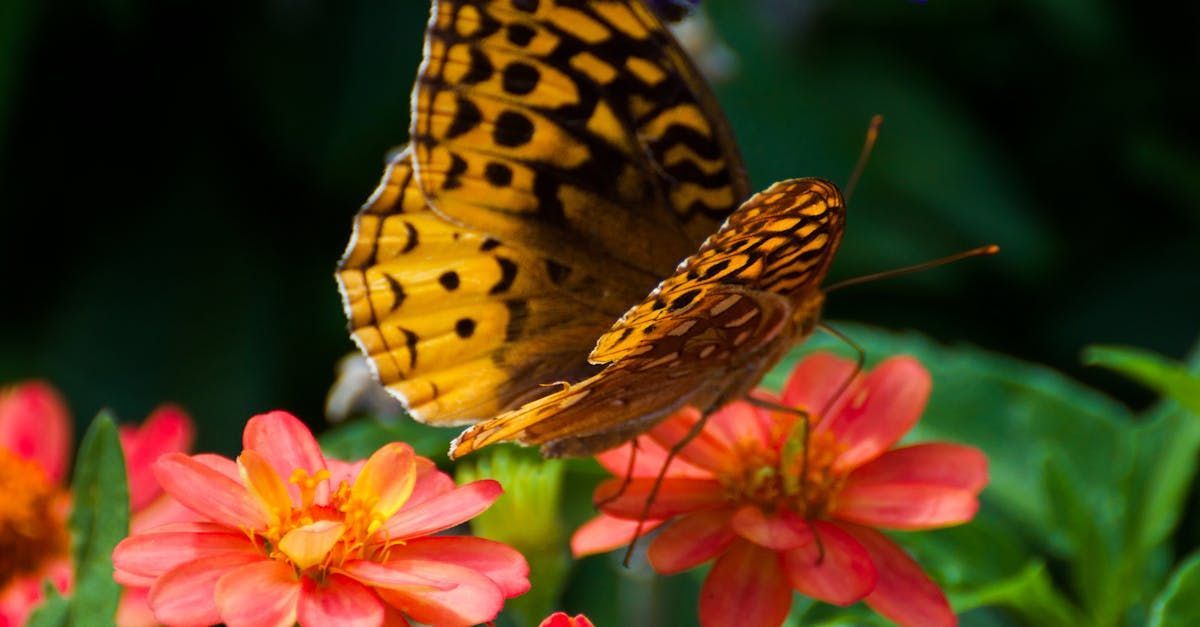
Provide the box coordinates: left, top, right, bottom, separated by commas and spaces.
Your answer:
449, 178, 847, 457
590, 178, 846, 364
449, 285, 793, 458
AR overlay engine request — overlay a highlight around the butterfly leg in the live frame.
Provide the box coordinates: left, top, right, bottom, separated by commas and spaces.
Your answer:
594, 439, 639, 510
621, 410, 715, 568
817, 322, 866, 416
743, 395, 829, 564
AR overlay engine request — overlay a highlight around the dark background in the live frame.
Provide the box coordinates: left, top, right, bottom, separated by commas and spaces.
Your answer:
1, 0, 1197, 451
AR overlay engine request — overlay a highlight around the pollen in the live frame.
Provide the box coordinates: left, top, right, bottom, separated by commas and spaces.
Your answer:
0, 449, 68, 587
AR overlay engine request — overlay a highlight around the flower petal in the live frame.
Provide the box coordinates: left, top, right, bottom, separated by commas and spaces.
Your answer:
242, 410, 329, 506
114, 522, 258, 579
383, 480, 502, 540
193, 452, 242, 480
130, 493, 203, 533
781, 352, 861, 421
278, 521, 345, 570
698, 539, 791, 627
148, 553, 262, 626
647, 407, 737, 473
374, 560, 505, 626
708, 400, 774, 453
298, 574, 385, 627
403, 458, 456, 510
153, 453, 270, 529
540, 612, 595, 627
833, 483, 979, 530
570, 514, 664, 558
595, 436, 709, 479
847, 443, 989, 492
339, 560, 457, 590
352, 442, 416, 522
818, 356, 932, 472
780, 520, 876, 606
214, 560, 301, 627
594, 477, 725, 519
729, 505, 813, 551
122, 404, 195, 510
843, 524, 956, 627
117, 586, 157, 627
0, 381, 71, 483
388, 536, 530, 598
647, 508, 736, 574
238, 449, 293, 526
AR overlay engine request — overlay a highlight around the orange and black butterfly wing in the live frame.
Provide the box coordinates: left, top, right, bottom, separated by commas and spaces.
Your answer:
337, 148, 617, 424
337, 0, 752, 426
449, 285, 793, 458
591, 178, 846, 363
412, 0, 750, 287
449, 178, 847, 457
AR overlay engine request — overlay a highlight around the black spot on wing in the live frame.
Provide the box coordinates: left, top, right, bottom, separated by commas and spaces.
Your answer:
490, 256, 518, 295
402, 328, 418, 369
446, 97, 482, 139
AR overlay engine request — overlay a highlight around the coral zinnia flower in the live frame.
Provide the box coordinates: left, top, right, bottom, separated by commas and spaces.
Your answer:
113, 411, 530, 626
0, 381, 195, 626
540, 611, 594, 627
572, 353, 988, 627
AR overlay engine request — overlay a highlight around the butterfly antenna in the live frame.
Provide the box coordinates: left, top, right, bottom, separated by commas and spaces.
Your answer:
824, 244, 1000, 294
844, 114, 884, 205
595, 439, 639, 509
622, 413, 713, 567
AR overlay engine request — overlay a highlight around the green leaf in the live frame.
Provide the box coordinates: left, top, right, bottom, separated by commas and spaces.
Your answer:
952, 561, 1084, 627
318, 414, 455, 463
25, 582, 70, 627
1084, 345, 1200, 416
1149, 553, 1200, 627
67, 411, 130, 627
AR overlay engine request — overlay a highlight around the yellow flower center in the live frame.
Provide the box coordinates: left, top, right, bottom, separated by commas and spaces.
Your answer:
0, 449, 69, 587
720, 419, 847, 519
240, 446, 414, 581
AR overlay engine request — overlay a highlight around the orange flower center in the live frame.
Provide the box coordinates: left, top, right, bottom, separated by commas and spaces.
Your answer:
252, 467, 400, 580
0, 449, 69, 587
720, 421, 847, 519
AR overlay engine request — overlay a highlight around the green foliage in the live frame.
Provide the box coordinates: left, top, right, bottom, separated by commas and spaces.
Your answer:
26, 413, 132, 626
25, 583, 69, 627
1149, 553, 1200, 627
457, 447, 570, 627
1084, 345, 1200, 416
319, 414, 454, 463
66, 412, 130, 627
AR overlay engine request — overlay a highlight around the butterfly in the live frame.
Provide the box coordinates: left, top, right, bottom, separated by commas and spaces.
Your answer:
337, 0, 844, 458
450, 179, 844, 457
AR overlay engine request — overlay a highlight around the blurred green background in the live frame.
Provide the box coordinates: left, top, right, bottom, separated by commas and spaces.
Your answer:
2, 1, 1200, 625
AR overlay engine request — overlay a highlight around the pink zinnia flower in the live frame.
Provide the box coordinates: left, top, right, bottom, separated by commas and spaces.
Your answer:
113, 410, 530, 626
0, 381, 194, 627
572, 353, 988, 627
540, 611, 594, 627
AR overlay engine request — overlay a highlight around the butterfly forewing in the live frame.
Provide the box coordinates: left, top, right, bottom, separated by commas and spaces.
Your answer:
412, 0, 749, 284
337, 148, 617, 424
338, 0, 752, 427
450, 178, 846, 457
